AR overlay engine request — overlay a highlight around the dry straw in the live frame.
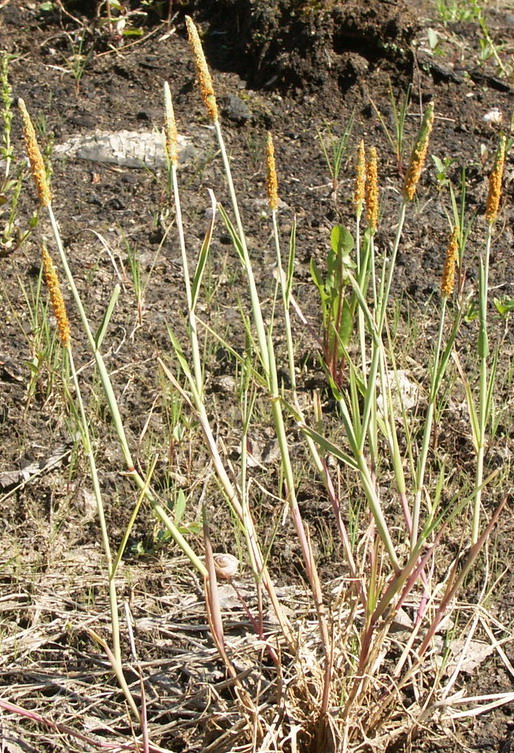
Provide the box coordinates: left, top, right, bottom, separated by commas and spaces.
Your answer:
485, 133, 506, 224
41, 244, 70, 347
365, 146, 379, 231
440, 227, 459, 298
18, 98, 52, 207
185, 16, 219, 123
354, 139, 366, 215
403, 101, 435, 201
266, 132, 279, 211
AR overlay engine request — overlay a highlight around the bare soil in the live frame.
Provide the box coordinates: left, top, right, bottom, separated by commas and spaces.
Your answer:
1, 1, 514, 751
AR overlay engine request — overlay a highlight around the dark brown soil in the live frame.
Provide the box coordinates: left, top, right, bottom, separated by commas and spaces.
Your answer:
1, 0, 514, 751
194, 0, 418, 89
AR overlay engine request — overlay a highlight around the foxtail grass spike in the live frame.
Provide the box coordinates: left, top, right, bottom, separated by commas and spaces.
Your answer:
266, 132, 279, 211
365, 146, 379, 231
18, 98, 52, 207
41, 245, 70, 347
163, 81, 178, 165
354, 139, 365, 215
403, 101, 435, 201
440, 227, 459, 298
485, 133, 506, 225
185, 16, 219, 123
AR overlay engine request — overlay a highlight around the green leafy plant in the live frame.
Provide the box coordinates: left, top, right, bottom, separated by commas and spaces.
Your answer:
432, 153, 456, 190
426, 26, 442, 53
435, 0, 479, 23
494, 297, 514, 316
310, 224, 356, 386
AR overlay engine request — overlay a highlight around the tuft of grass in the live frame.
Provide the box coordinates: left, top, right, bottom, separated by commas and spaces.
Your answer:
316, 113, 354, 199
369, 82, 411, 176
0, 54, 31, 254
10, 18, 513, 753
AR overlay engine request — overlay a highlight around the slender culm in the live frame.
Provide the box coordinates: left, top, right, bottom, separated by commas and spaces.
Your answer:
41, 245, 71, 347
440, 227, 459, 298
185, 16, 219, 123
403, 101, 435, 202
485, 134, 506, 225
18, 98, 52, 207
354, 139, 365, 216
266, 132, 279, 211
163, 81, 178, 165
365, 146, 379, 231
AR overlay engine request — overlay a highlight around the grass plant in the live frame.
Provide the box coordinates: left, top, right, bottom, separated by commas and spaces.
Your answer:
317, 114, 354, 199
0, 53, 30, 253
369, 82, 411, 176
8, 19, 513, 752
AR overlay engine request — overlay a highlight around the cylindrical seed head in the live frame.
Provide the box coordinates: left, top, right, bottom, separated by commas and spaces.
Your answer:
185, 16, 218, 123
485, 133, 506, 225
365, 146, 379, 232
163, 81, 178, 165
403, 101, 435, 202
18, 98, 52, 207
41, 245, 70, 347
266, 132, 279, 211
440, 227, 459, 298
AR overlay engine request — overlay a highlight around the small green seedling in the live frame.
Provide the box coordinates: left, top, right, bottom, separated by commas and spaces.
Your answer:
494, 297, 514, 317
432, 154, 456, 190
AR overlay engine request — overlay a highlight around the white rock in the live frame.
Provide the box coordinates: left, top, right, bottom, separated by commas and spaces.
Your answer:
53, 129, 199, 168
377, 369, 421, 414
483, 108, 502, 125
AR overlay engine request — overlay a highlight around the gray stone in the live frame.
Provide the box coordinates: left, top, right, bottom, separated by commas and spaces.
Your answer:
223, 94, 252, 123
53, 129, 202, 169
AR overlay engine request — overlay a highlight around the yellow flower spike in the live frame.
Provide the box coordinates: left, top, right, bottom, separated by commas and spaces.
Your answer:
18, 98, 52, 207
163, 81, 178, 166
266, 132, 279, 211
485, 133, 506, 225
354, 139, 366, 216
365, 146, 379, 232
41, 245, 70, 348
185, 16, 219, 123
440, 227, 459, 298
403, 101, 435, 202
